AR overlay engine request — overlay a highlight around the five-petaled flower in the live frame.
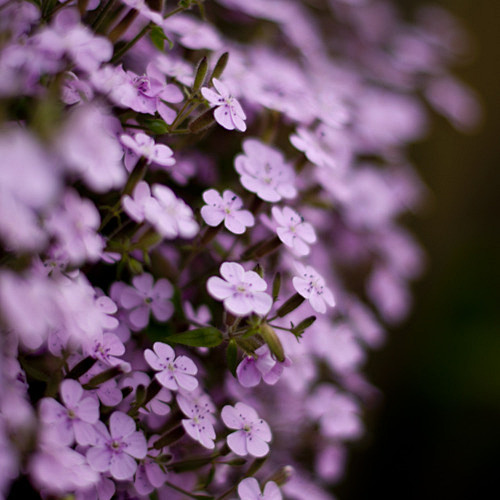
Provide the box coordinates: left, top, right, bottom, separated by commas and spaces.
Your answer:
234, 139, 297, 202
201, 78, 247, 132
221, 402, 272, 457
201, 189, 254, 234
120, 132, 175, 168
207, 262, 273, 316
272, 206, 317, 256
86, 411, 147, 481
144, 341, 198, 391
292, 262, 335, 314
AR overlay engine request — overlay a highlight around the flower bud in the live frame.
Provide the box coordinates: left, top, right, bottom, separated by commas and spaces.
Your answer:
292, 315, 317, 337
259, 323, 285, 362
276, 293, 305, 317
210, 52, 229, 82
266, 465, 295, 486
193, 56, 208, 93
272, 272, 281, 301
189, 108, 216, 133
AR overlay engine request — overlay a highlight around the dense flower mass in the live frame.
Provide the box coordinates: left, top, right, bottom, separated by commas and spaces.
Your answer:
0, 0, 479, 498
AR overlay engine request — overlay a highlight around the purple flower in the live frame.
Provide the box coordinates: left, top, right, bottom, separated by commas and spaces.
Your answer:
177, 392, 216, 449
271, 206, 316, 256
201, 189, 255, 234
133, 438, 168, 496
221, 402, 271, 457
234, 139, 297, 202
85, 332, 129, 370
207, 262, 273, 316
201, 78, 247, 132
292, 263, 335, 314
39, 379, 99, 446
236, 345, 290, 388
118, 273, 173, 331
238, 477, 282, 500
86, 411, 147, 481
46, 189, 104, 265
120, 132, 175, 168
144, 342, 198, 391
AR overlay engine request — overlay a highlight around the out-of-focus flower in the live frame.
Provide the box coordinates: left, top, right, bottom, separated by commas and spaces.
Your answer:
271, 206, 316, 256
120, 132, 175, 167
235, 139, 296, 202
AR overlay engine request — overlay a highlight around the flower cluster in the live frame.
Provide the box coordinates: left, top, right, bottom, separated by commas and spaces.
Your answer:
0, 0, 478, 499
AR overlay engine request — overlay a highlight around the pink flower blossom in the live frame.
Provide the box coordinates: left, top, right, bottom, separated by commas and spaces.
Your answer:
238, 477, 282, 500
39, 379, 99, 446
234, 139, 296, 202
201, 78, 247, 132
207, 262, 273, 316
120, 132, 175, 168
118, 273, 174, 331
121, 181, 155, 223
271, 206, 316, 256
292, 263, 335, 314
201, 189, 254, 234
237, 345, 290, 388
86, 411, 147, 481
177, 392, 216, 449
221, 402, 271, 457
144, 342, 198, 391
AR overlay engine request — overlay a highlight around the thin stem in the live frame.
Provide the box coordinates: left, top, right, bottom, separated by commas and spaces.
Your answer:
164, 481, 203, 500
110, 22, 152, 64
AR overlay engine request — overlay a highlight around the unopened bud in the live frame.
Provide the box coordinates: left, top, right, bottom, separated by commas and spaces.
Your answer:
189, 108, 216, 133
259, 323, 285, 362
253, 263, 264, 278
84, 365, 124, 389
193, 56, 208, 92
210, 52, 229, 82
276, 293, 305, 317
66, 356, 97, 379
272, 272, 281, 301
292, 315, 317, 336
154, 425, 185, 449
266, 465, 295, 486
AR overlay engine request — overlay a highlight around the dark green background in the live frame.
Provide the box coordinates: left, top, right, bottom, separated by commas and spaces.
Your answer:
339, 1, 500, 498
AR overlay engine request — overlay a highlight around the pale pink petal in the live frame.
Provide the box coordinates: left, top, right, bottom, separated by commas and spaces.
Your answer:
224, 294, 253, 316
153, 342, 175, 362
212, 78, 230, 98
263, 481, 282, 500
61, 379, 83, 408
120, 287, 143, 309
74, 420, 97, 446
309, 293, 327, 314
227, 430, 248, 456
174, 372, 198, 391
238, 477, 261, 500
246, 435, 269, 457
201, 87, 222, 106
144, 349, 164, 371
224, 215, 246, 234
129, 305, 150, 329
221, 405, 242, 429
155, 370, 178, 390
207, 276, 234, 300
132, 273, 154, 294
109, 411, 136, 439
214, 105, 236, 130
201, 205, 225, 227
237, 358, 261, 387
145, 462, 168, 488
110, 452, 137, 480
87, 447, 112, 472
151, 300, 173, 322
173, 355, 198, 375
250, 292, 273, 315
124, 431, 147, 459
75, 396, 99, 423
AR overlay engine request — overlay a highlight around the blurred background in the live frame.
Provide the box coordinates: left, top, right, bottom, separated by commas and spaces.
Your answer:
338, 1, 500, 498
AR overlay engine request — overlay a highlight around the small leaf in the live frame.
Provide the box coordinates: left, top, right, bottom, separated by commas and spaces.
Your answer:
150, 25, 172, 51
165, 327, 223, 347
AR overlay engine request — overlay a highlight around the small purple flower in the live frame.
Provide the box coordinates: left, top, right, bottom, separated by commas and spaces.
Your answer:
85, 332, 128, 369
234, 139, 297, 202
177, 392, 216, 449
201, 78, 247, 132
86, 411, 147, 481
221, 402, 271, 457
120, 132, 175, 168
144, 342, 198, 391
133, 438, 168, 496
201, 189, 255, 234
292, 263, 335, 314
39, 379, 98, 446
118, 273, 173, 331
207, 262, 273, 317
271, 206, 316, 256
238, 477, 282, 500
236, 345, 290, 388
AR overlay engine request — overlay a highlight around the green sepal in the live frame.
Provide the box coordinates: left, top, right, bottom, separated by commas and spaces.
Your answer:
226, 339, 238, 377
150, 25, 173, 51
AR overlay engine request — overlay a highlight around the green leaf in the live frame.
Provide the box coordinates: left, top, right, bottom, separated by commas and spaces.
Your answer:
226, 339, 238, 377
165, 327, 223, 347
